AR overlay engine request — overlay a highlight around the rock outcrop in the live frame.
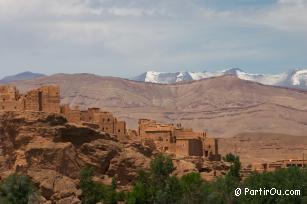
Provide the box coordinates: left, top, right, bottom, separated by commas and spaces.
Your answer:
0, 111, 229, 203
0, 111, 153, 203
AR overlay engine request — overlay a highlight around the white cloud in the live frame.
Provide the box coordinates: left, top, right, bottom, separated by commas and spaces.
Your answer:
0, 0, 306, 76
238, 0, 307, 32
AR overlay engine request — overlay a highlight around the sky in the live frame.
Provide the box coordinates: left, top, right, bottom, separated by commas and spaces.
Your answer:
0, 0, 307, 78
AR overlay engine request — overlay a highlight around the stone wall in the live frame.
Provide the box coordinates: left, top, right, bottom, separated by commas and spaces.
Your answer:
24, 89, 40, 111
0, 85, 60, 113
61, 106, 127, 138
99, 111, 115, 133
60, 105, 81, 124
203, 138, 221, 161
40, 86, 60, 113
137, 118, 221, 160
0, 86, 23, 111
114, 120, 126, 138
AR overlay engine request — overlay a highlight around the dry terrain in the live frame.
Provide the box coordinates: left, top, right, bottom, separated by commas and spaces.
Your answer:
0, 111, 227, 203
219, 133, 307, 165
9, 73, 307, 138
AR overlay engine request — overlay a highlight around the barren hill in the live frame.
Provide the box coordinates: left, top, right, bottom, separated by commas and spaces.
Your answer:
10, 73, 307, 138
219, 133, 307, 165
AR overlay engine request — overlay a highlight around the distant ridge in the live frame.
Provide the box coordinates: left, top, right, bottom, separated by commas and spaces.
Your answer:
0, 71, 46, 83
10, 73, 307, 138
132, 68, 307, 90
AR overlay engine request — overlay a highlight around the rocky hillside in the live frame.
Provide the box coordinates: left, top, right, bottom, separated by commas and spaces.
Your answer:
0, 111, 229, 203
0, 111, 154, 203
10, 74, 307, 138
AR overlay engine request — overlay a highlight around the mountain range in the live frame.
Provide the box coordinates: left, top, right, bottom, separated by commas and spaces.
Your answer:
132, 68, 307, 90
8, 73, 307, 138
0, 71, 45, 83
2, 68, 307, 90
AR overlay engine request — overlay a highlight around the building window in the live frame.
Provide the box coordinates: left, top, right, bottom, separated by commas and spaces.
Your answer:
107, 118, 110, 122
118, 129, 121, 132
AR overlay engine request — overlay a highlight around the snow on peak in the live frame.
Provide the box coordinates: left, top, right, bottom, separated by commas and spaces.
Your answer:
132, 68, 307, 90
291, 69, 307, 86
144, 71, 161, 83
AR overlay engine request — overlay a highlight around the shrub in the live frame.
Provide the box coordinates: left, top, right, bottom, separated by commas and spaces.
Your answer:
80, 167, 118, 204
0, 173, 39, 204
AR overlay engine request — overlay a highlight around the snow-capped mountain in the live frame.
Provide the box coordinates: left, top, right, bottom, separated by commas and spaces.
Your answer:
132, 68, 307, 90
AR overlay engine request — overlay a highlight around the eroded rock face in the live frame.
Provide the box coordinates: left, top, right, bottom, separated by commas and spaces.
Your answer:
0, 111, 153, 203
0, 111, 229, 203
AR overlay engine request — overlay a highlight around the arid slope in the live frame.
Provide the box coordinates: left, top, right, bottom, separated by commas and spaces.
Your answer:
219, 133, 307, 165
10, 73, 307, 138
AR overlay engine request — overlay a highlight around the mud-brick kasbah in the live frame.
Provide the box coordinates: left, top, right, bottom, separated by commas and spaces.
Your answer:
0, 84, 221, 161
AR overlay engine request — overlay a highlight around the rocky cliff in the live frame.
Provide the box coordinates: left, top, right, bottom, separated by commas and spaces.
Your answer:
0, 111, 154, 203
0, 111, 229, 203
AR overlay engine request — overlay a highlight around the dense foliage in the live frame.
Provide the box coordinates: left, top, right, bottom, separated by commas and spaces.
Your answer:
80, 167, 123, 204
0, 173, 38, 204
80, 153, 307, 204
238, 167, 307, 204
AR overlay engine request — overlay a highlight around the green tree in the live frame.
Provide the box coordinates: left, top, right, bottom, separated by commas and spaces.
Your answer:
179, 172, 207, 204
223, 153, 237, 163
205, 153, 241, 203
238, 167, 307, 204
150, 153, 174, 180
127, 154, 179, 204
228, 156, 241, 180
0, 173, 39, 204
155, 176, 182, 204
80, 167, 118, 204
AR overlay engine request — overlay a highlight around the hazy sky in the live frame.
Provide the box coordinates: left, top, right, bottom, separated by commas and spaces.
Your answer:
0, 0, 307, 77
